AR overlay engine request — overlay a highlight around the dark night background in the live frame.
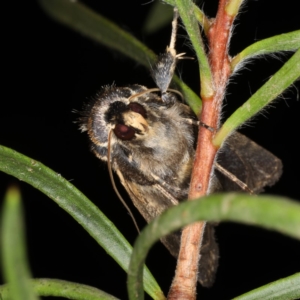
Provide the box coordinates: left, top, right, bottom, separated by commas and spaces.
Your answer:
1, 1, 300, 299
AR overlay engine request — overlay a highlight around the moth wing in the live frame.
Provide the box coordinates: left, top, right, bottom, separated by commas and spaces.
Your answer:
116, 167, 218, 288
115, 168, 177, 223
216, 132, 282, 193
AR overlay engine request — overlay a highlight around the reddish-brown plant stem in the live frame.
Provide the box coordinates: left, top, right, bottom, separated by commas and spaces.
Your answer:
168, 105, 217, 300
168, 1, 233, 299
208, 0, 232, 87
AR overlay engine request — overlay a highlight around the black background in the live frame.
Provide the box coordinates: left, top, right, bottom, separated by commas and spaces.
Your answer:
1, 1, 300, 299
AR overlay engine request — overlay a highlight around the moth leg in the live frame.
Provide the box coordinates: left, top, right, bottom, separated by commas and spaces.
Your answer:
169, 8, 179, 54
181, 121, 253, 194
214, 162, 255, 194
182, 121, 253, 193
153, 184, 179, 206
151, 8, 186, 99
182, 118, 216, 133
150, 172, 181, 194
168, 8, 186, 61
199, 121, 216, 132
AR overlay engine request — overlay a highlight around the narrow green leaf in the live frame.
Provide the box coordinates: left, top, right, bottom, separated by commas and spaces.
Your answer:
38, 0, 154, 67
175, 0, 214, 98
0, 145, 165, 300
163, 0, 210, 34
175, 80, 202, 115
162, 0, 176, 5
1, 186, 39, 300
225, 0, 245, 17
233, 272, 300, 300
193, 5, 210, 35
0, 279, 120, 300
214, 48, 300, 146
143, 2, 173, 35
127, 193, 300, 300
231, 30, 300, 71
38, 0, 201, 114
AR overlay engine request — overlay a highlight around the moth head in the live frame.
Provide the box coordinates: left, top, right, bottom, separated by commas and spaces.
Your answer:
105, 100, 148, 140
79, 84, 160, 161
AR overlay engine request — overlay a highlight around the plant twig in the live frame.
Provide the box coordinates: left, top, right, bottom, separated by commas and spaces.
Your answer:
168, 0, 241, 298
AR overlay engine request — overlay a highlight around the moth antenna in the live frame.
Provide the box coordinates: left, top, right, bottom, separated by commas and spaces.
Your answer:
128, 88, 160, 101
169, 8, 179, 51
167, 88, 183, 100
128, 88, 183, 102
107, 130, 140, 233
214, 162, 255, 195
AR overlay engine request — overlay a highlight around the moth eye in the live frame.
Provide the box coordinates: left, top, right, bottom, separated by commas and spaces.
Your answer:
114, 124, 135, 140
128, 102, 147, 118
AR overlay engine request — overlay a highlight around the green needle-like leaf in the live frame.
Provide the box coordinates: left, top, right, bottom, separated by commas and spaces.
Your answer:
231, 30, 300, 71
0, 145, 165, 300
175, 0, 214, 98
233, 272, 300, 300
1, 186, 39, 300
39, 0, 153, 67
193, 5, 210, 34
226, 0, 245, 17
163, 0, 209, 34
0, 279, 120, 300
38, 0, 201, 114
214, 48, 300, 146
143, 2, 173, 34
127, 193, 300, 300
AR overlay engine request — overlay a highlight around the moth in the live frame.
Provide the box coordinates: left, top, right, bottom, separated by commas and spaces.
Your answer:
79, 10, 282, 287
